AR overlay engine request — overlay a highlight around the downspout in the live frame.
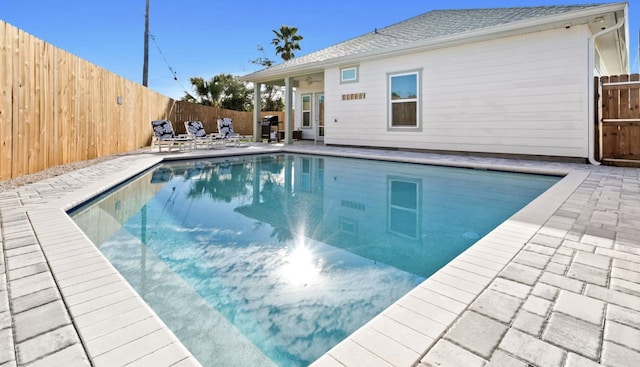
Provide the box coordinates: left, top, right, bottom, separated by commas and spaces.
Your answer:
588, 17, 625, 165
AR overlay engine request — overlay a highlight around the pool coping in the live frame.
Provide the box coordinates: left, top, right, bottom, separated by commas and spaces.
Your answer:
1, 144, 638, 367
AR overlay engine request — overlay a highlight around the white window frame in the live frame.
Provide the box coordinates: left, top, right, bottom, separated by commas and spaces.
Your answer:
340, 66, 359, 84
387, 177, 421, 240
339, 216, 359, 236
301, 94, 312, 129
387, 69, 422, 131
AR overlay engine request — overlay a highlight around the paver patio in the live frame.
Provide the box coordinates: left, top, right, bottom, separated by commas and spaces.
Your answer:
0, 143, 639, 367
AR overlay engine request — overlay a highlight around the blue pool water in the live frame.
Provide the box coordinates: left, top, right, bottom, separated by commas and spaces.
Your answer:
70, 154, 559, 366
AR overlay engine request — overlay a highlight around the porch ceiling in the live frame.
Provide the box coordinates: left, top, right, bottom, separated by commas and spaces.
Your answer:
243, 70, 324, 87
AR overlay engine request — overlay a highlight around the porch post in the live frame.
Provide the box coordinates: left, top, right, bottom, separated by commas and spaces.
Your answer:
253, 83, 262, 142
284, 77, 294, 144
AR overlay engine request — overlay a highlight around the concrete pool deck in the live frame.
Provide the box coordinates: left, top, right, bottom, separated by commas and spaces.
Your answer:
0, 143, 638, 367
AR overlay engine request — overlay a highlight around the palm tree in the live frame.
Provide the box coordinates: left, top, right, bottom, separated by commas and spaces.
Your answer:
183, 76, 221, 106
183, 74, 250, 110
271, 25, 303, 61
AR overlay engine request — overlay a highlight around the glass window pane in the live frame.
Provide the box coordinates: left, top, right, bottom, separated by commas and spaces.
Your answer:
389, 208, 417, 238
342, 68, 356, 81
302, 112, 310, 127
392, 102, 417, 126
302, 95, 311, 110
391, 74, 417, 100
390, 181, 417, 209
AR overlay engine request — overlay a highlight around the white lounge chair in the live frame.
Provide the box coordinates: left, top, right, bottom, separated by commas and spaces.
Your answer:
184, 120, 224, 149
150, 120, 193, 152
217, 118, 251, 146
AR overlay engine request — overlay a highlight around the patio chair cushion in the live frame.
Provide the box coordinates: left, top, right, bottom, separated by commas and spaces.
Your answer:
185, 120, 207, 138
218, 118, 236, 137
151, 120, 176, 140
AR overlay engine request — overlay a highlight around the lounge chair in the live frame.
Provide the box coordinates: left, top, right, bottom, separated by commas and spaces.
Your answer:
217, 118, 251, 146
184, 120, 224, 149
150, 120, 193, 152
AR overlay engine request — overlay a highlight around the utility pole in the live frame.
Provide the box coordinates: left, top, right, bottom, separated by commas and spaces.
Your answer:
142, 0, 150, 87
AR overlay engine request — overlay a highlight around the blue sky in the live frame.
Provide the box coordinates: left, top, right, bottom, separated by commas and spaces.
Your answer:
2, 0, 638, 99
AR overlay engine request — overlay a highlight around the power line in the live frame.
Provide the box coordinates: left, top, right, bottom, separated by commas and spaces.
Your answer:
149, 34, 178, 80
149, 34, 189, 93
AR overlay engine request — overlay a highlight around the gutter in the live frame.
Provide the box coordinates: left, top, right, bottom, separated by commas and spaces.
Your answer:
587, 13, 626, 166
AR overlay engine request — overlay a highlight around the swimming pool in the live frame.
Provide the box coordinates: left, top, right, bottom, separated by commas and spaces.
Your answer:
69, 154, 560, 367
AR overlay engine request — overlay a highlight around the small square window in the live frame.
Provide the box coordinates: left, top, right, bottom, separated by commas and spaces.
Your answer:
340, 66, 358, 83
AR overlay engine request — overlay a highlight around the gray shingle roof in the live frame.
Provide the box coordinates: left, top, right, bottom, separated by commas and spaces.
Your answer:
252, 4, 609, 75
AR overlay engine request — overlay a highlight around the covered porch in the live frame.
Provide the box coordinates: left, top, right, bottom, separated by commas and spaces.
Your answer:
242, 71, 325, 145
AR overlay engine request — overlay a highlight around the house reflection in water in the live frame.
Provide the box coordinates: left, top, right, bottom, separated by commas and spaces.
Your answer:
73, 153, 556, 284
232, 154, 543, 278
71, 154, 558, 366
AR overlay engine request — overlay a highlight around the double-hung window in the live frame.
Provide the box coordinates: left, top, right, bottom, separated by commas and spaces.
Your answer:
388, 177, 421, 239
301, 94, 312, 128
388, 70, 421, 130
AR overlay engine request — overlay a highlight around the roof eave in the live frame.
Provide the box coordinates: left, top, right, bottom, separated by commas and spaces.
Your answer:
239, 2, 628, 83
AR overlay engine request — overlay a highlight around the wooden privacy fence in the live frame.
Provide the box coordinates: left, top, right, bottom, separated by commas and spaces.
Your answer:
597, 74, 640, 163
1, 21, 174, 181
0, 20, 287, 181
169, 102, 286, 136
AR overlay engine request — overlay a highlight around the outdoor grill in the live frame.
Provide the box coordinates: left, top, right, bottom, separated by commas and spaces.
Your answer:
261, 115, 279, 141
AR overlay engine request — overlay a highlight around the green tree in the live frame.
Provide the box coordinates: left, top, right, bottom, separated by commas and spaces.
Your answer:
183, 74, 251, 111
218, 74, 251, 111
186, 161, 253, 203
183, 76, 220, 106
262, 87, 284, 111
271, 25, 303, 61
250, 45, 284, 111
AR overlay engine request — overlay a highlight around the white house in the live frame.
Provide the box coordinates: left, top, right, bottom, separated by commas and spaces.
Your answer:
240, 3, 629, 162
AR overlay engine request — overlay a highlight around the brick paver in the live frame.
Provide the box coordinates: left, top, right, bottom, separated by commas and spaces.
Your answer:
554, 290, 605, 325
445, 311, 508, 358
420, 339, 486, 367
543, 312, 602, 359
500, 328, 566, 367
1, 145, 639, 366
470, 289, 522, 323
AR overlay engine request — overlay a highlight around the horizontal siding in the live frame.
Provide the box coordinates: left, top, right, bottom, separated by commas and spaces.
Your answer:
317, 26, 591, 158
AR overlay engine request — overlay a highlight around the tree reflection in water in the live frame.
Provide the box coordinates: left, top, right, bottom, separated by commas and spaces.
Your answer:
185, 160, 253, 203
177, 156, 293, 242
